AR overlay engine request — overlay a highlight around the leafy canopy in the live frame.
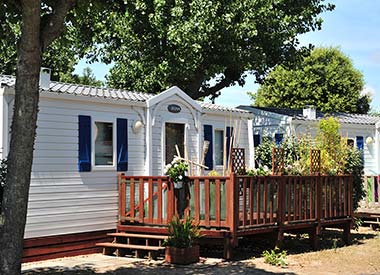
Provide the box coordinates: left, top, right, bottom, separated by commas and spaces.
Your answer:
0, 1, 120, 83
251, 47, 369, 114
95, 0, 334, 99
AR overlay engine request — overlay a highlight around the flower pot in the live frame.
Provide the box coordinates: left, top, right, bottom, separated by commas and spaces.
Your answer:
173, 181, 183, 189
165, 245, 199, 265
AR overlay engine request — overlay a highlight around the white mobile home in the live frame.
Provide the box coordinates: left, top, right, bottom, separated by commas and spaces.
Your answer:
0, 73, 253, 261
238, 106, 380, 176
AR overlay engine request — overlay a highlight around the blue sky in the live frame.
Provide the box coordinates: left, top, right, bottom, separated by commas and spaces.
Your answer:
76, 0, 380, 111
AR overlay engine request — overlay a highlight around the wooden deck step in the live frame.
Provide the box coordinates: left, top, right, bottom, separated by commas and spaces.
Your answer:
107, 232, 168, 240
96, 242, 165, 251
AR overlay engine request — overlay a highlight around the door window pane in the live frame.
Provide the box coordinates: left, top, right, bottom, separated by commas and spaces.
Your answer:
95, 122, 113, 165
215, 130, 224, 166
165, 123, 184, 164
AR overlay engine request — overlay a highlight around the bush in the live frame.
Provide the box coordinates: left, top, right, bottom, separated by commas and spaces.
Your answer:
344, 147, 365, 210
262, 247, 287, 267
164, 216, 200, 248
255, 138, 276, 169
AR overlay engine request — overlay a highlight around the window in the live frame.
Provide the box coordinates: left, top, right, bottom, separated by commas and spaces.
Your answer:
275, 133, 283, 145
215, 130, 224, 166
94, 122, 114, 166
254, 134, 261, 147
347, 139, 354, 147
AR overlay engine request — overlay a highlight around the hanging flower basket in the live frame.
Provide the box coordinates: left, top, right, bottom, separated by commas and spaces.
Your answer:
173, 181, 183, 189
164, 157, 189, 189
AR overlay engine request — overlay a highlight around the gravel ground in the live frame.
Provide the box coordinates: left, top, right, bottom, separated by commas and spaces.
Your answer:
22, 227, 380, 275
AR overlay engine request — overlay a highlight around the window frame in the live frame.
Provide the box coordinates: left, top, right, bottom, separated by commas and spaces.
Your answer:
91, 118, 116, 171
214, 129, 224, 167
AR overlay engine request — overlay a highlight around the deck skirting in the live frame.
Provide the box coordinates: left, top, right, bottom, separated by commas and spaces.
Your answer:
23, 229, 114, 263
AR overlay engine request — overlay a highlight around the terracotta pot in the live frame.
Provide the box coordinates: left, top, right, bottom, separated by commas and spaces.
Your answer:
165, 245, 199, 265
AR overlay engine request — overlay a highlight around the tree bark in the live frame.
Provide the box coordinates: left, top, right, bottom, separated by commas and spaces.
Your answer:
0, 1, 41, 274
1, 1, 77, 273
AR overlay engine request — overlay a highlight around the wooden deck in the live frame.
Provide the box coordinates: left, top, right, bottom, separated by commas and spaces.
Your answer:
114, 173, 353, 258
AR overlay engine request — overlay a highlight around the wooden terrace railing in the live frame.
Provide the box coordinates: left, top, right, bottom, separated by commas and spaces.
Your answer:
118, 173, 353, 242
361, 175, 379, 208
235, 175, 353, 231
118, 174, 231, 228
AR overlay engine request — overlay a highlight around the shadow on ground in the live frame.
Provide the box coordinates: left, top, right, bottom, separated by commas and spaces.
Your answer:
231, 228, 378, 261
22, 228, 378, 275
23, 261, 296, 275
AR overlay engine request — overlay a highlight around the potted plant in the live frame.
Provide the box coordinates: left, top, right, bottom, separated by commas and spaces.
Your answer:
164, 216, 200, 264
164, 157, 189, 189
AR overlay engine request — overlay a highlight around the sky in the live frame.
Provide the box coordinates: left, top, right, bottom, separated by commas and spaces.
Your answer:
75, 0, 380, 111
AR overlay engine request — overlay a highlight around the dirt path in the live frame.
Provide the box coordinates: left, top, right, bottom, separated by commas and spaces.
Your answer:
22, 227, 380, 275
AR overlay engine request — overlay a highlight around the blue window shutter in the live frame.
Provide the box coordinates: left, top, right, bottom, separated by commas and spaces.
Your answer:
117, 118, 128, 171
356, 136, 364, 151
356, 136, 364, 164
226, 126, 234, 165
203, 125, 213, 170
254, 134, 261, 147
275, 133, 284, 146
78, 115, 91, 172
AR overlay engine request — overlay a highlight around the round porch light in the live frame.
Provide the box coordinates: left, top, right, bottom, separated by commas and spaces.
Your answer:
132, 120, 143, 134
365, 136, 374, 145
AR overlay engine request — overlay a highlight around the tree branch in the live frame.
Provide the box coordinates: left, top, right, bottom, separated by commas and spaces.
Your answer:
40, 0, 77, 51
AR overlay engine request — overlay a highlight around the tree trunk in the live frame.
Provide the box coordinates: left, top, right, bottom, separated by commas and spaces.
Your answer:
0, 1, 41, 274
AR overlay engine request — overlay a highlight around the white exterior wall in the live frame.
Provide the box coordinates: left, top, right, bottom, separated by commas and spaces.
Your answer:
294, 121, 379, 175
5, 96, 146, 238
150, 95, 199, 175
250, 109, 292, 139
202, 113, 252, 173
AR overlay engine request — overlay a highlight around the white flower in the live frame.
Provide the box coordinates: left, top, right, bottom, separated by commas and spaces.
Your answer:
178, 175, 183, 180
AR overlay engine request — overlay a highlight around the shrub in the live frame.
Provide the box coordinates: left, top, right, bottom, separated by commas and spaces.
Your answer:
317, 117, 349, 174
255, 138, 276, 168
344, 147, 365, 210
164, 216, 200, 248
246, 165, 270, 176
262, 247, 287, 267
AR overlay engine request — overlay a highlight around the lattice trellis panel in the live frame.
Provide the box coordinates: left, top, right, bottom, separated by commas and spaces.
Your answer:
310, 149, 321, 174
232, 148, 246, 175
272, 148, 284, 175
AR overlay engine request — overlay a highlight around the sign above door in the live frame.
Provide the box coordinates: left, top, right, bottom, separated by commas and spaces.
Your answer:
168, 104, 181, 113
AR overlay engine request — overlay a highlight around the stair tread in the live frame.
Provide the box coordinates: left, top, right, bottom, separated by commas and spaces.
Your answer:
108, 232, 168, 239
96, 242, 165, 251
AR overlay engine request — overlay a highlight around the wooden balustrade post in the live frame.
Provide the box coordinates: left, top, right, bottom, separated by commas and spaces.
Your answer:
118, 173, 126, 224
276, 177, 285, 247
311, 175, 322, 250
227, 172, 239, 248
167, 178, 175, 223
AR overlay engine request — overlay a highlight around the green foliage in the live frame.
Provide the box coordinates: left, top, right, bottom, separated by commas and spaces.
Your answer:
262, 247, 287, 267
0, 159, 7, 212
164, 216, 200, 248
317, 117, 348, 175
344, 147, 365, 210
246, 166, 270, 176
164, 157, 189, 183
252, 47, 369, 114
61, 67, 103, 87
97, 1, 334, 99
255, 138, 276, 169
0, 1, 120, 81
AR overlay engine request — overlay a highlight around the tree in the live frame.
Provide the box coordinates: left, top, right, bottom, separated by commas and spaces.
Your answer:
0, 7, 78, 81
251, 47, 370, 114
98, 0, 334, 100
61, 67, 103, 87
0, 1, 123, 274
